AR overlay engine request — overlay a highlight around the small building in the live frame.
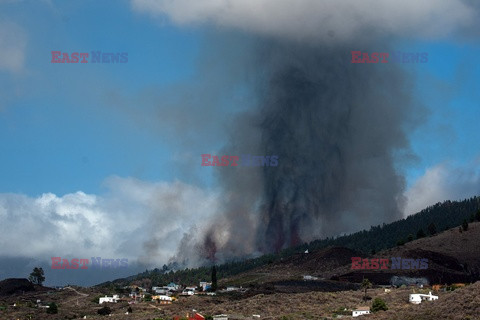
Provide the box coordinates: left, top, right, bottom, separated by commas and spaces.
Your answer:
409, 291, 438, 304
152, 295, 172, 301
99, 295, 119, 304
226, 286, 239, 291
213, 315, 228, 320
174, 312, 205, 320
303, 275, 318, 281
152, 295, 173, 304
182, 289, 195, 296
199, 281, 212, 291
129, 292, 145, 299
166, 282, 180, 291
152, 287, 168, 294
352, 307, 370, 317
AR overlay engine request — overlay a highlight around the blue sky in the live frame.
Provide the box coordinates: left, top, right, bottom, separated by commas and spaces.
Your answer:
409, 41, 480, 175
0, 0, 479, 285
0, 0, 205, 195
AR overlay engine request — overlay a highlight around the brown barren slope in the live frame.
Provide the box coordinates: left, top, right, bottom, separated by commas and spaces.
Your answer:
331, 221, 480, 285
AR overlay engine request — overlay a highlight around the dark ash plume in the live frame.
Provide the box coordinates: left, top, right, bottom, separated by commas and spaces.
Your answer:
205, 39, 419, 258
167, 36, 423, 267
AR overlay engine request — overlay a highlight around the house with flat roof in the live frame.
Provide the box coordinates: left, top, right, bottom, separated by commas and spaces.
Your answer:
352, 306, 370, 317
409, 291, 438, 304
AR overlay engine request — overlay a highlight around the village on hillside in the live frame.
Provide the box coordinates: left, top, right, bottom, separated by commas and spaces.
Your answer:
2, 274, 476, 319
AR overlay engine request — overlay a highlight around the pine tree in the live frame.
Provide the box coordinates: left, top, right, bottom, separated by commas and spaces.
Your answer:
428, 222, 437, 236
361, 278, 372, 301
211, 266, 217, 292
416, 228, 426, 239
462, 219, 469, 231
476, 210, 480, 222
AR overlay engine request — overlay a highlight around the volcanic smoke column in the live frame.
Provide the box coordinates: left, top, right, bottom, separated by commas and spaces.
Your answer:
238, 42, 416, 253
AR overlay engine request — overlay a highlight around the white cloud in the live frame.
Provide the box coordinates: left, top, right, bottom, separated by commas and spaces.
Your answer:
131, 0, 478, 42
404, 161, 480, 216
0, 177, 219, 267
0, 20, 27, 74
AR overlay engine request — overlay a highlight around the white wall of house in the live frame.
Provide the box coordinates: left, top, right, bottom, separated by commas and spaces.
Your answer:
409, 292, 438, 304
352, 310, 370, 317
99, 295, 119, 304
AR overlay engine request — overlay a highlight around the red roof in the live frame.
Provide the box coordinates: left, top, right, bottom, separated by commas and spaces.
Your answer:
173, 313, 205, 320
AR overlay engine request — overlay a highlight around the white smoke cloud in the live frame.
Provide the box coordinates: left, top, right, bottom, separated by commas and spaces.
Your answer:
131, 0, 478, 42
404, 161, 480, 216
0, 176, 218, 267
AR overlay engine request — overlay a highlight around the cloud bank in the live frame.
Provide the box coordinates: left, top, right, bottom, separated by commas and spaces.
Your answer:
131, 0, 479, 42
404, 161, 480, 216
0, 177, 218, 267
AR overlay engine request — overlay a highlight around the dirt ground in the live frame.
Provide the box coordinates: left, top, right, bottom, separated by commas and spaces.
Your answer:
1, 281, 479, 320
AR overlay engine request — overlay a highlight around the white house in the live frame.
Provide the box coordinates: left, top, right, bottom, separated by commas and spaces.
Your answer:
352, 307, 370, 317
99, 295, 120, 304
409, 291, 438, 304
213, 315, 228, 320
303, 275, 318, 281
158, 288, 169, 294
182, 289, 195, 296
152, 295, 173, 301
